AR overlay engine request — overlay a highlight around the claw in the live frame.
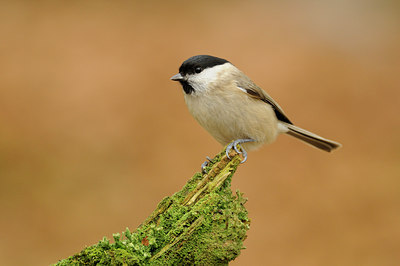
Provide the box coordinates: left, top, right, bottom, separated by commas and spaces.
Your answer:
226, 142, 234, 159
225, 139, 255, 163
201, 156, 212, 174
240, 148, 249, 163
233, 140, 242, 154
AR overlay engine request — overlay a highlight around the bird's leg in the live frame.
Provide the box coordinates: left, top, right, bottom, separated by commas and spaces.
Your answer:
226, 139, 255, 163
201, 156, 213, 174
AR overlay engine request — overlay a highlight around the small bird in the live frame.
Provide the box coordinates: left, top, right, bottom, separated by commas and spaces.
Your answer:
171, 55, 341, 163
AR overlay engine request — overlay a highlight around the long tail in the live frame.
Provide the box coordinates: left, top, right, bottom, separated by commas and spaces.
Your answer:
279, 122, 342, 152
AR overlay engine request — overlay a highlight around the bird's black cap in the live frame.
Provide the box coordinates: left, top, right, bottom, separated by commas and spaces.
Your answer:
179, 55, 229, 75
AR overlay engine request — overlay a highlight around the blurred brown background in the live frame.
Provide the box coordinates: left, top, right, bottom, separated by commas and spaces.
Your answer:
1, 1, 399, 265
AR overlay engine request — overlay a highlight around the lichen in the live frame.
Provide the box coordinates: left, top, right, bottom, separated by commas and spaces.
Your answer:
55, 148, 250, 265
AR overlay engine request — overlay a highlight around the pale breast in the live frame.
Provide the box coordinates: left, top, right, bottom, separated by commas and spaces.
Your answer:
184, 88, 279, 151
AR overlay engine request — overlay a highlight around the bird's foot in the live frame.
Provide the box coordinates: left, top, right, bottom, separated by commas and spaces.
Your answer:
201, 156, 212, 174
226, 139, 255, 163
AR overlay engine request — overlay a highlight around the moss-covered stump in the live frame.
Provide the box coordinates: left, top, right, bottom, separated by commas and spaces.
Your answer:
55, 147, 250, 265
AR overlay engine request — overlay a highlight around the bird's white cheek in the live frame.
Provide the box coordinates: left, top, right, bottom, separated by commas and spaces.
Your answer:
188, 80, 208, 94
187, 68, 220, 93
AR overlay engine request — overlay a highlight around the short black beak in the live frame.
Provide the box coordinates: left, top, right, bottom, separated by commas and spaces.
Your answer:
170, 73, 184, 81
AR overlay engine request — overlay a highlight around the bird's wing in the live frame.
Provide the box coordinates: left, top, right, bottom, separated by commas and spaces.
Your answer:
236, 78, 293, 124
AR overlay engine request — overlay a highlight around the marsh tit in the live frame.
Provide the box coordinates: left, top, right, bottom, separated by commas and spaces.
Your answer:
171, 55, 341, 163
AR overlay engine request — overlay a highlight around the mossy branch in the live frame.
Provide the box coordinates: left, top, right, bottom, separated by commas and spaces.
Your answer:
55, 147, 250, 265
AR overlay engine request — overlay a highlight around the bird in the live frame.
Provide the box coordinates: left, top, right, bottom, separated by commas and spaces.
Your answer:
170, 55, 341, 164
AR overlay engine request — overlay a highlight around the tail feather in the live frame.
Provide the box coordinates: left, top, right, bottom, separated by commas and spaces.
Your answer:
281, 122, 342, 152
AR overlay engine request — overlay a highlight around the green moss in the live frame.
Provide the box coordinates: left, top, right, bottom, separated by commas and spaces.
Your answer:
55, 148, 250, 265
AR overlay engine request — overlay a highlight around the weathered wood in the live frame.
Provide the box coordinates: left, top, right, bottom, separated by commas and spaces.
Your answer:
55, 147, 250, 265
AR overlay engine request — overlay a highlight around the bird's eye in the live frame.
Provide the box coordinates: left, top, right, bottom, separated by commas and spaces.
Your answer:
195, 67, 202, 73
